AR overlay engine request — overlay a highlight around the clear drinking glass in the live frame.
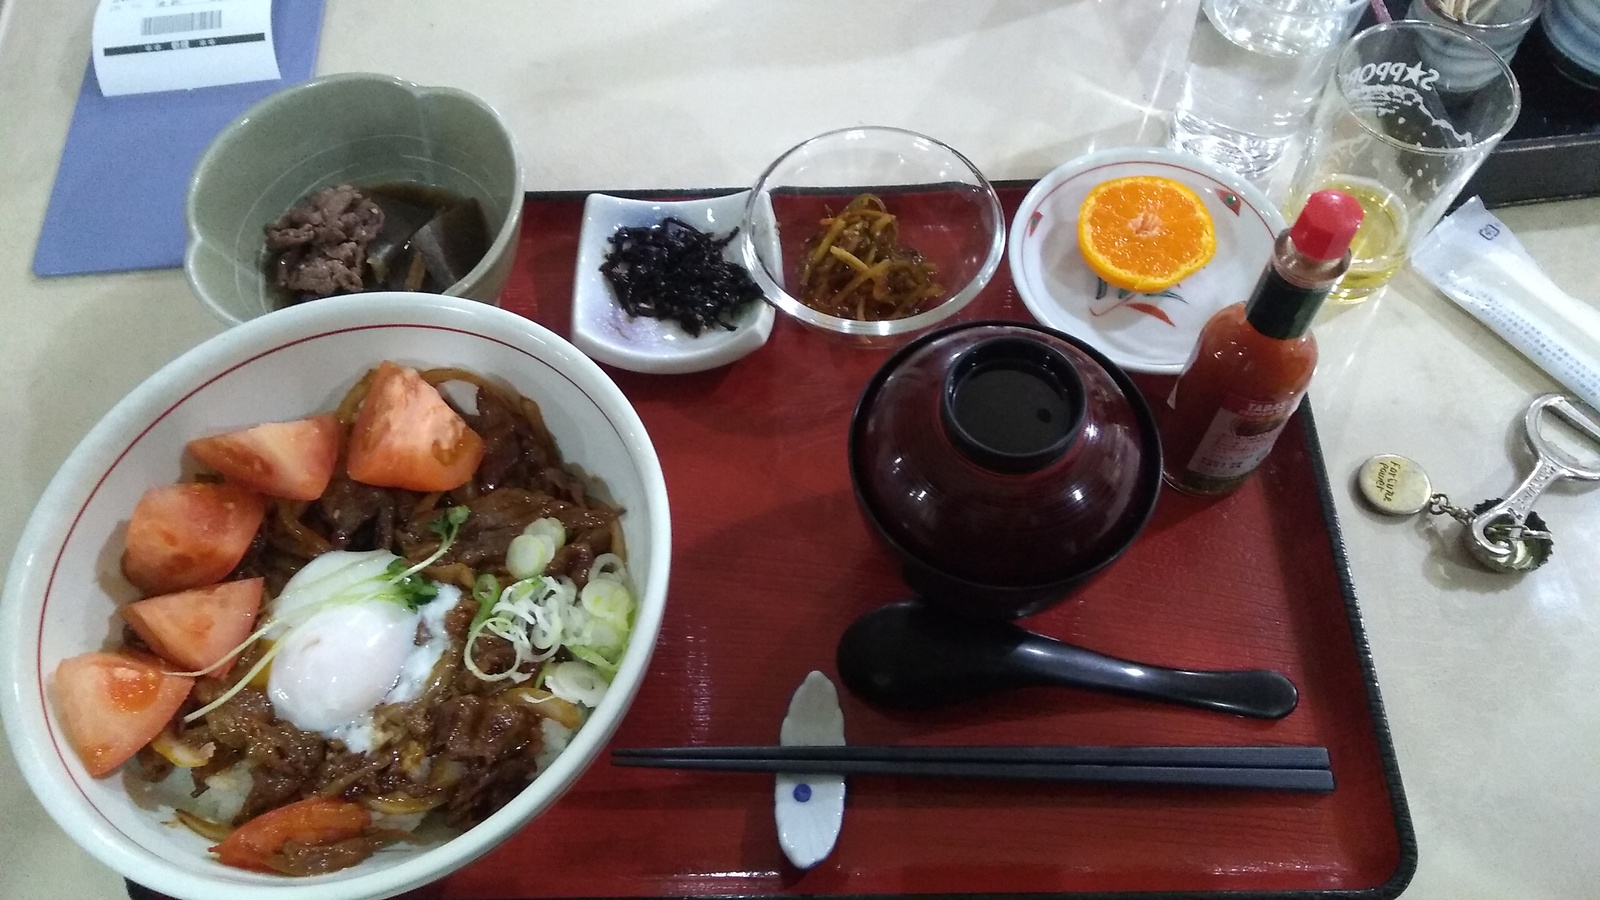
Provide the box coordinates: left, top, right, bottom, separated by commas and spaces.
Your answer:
1168, 0, 1369, 180
1281, 20, 1522, 304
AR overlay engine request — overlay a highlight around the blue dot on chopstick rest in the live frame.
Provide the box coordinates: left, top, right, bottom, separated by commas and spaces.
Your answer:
792, 783, 812, 802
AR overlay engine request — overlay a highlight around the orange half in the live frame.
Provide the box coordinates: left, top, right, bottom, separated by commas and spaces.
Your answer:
1077, 176, 1217, 293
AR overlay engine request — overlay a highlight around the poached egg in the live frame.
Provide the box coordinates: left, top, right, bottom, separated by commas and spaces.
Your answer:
267, 549, 458, 752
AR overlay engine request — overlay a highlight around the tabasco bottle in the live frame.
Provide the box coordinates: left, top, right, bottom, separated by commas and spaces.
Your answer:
1160, 190, 1364, 496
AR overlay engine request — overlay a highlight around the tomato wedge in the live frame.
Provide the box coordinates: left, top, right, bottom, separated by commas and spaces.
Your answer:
211, 798, 373, 872
346, 361, 485, 492
187, 414, 341, 501
121, 483, 267, 595
53, 651, 193, 777
120, 578, 263, 676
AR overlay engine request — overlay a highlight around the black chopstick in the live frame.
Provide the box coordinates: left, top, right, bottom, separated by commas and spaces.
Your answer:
613, 744, 1329, 769
610, 745, 1335, 792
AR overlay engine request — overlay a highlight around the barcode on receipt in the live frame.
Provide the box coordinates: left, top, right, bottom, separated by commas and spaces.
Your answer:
139, 10, 223, 36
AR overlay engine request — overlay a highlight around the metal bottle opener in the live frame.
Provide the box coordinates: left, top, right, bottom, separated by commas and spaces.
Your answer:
1356, 394, 1600, 573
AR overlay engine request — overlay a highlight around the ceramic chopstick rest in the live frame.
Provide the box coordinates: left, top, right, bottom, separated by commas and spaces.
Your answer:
775, 670, 845, 869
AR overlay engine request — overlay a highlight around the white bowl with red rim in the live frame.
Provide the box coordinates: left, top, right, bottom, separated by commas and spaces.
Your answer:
0, 292, 671, 900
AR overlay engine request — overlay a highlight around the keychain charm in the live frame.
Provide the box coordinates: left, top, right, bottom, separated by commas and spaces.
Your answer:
1354, 394, 1600, 574
1355, 454, 1433, 516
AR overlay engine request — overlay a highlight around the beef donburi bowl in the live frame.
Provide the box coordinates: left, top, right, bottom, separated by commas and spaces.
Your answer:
0, 292, 670, 900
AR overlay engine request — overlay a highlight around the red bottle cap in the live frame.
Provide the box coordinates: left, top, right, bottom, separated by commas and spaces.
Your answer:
1288, 190, 1365, 260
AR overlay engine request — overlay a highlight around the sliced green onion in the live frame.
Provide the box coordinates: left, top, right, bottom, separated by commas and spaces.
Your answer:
544, 660, 609, 708
579, 578, 632, 626
523, 517, 566, 548
462, 556, 635, 705
507, 534, 556, 581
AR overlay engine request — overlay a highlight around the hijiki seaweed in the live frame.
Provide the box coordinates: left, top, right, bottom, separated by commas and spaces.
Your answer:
599, 218, 763, 336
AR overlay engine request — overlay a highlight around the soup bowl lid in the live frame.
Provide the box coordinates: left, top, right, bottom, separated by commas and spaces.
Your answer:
849, 320, 1162, 595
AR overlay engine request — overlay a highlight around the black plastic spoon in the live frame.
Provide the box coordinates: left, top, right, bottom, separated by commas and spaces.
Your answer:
836, 600, 1299, 719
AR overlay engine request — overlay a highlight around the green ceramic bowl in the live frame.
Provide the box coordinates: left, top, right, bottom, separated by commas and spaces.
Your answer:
185, 72, 523, 326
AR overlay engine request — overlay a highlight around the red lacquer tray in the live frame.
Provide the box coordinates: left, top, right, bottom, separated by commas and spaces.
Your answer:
131, 187, 1416, 900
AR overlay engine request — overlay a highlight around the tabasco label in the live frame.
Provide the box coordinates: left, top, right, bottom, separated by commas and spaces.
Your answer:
1182, 393, 1303, 480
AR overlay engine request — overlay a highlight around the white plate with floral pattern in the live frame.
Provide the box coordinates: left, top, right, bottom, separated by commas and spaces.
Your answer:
1008, 147, 1286, 375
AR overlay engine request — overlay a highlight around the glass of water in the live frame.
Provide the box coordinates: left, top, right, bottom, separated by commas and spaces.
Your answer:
1169, 0, 1369, 180
1281, 20, 1521, 304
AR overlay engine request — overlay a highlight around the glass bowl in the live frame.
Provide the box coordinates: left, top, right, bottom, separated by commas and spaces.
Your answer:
849, 320, 1162, 619
740, 126, 1005, 345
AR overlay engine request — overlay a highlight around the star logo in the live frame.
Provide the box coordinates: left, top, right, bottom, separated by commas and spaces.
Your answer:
1401, 62, 1426, 85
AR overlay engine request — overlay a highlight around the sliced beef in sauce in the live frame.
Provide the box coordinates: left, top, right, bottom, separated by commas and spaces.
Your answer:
398, 487, 618, 583
431, 693, 546, 828
316, 476, 401, 549
196, 686, 327, 822
265, 185, 386, 302
466, 383, 563, 493
270, 835, 402, 878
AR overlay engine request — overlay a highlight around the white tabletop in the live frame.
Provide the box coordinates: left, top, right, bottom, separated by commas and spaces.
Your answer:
3, 2, 1598, 898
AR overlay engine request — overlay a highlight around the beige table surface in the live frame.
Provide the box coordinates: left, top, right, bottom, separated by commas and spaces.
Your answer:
3, 2, 1598, 898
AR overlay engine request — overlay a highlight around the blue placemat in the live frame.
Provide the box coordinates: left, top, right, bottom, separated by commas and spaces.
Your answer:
32, 0, 326, 277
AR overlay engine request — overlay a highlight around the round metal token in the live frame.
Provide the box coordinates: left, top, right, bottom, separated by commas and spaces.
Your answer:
1356, 454, 1433, 516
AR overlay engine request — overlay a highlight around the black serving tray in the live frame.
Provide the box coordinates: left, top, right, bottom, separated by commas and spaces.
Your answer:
1468, 25, 1600, 207
1368, 0, 1600, 208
